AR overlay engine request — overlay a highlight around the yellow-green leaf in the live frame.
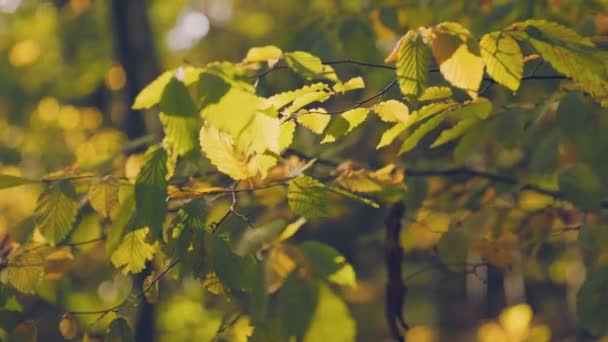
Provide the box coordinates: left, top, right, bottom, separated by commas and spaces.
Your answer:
160, 113, 200, 156
480, 32, 523, 91
373, 100, 409, 123
432, 24, 483, 98
110, 228, 156, 275
288, 176, 328, 219
333, 77, 365, 93
243, 45, 283, 63
0, 174, 38, 190
377, 122, 407, 149
284, 51, 339, 82
0, 243, 51, 294
512, 19, 595, 47
269, 83, 329, 110
88, 177, 119, 218
200, 124, 251, 180
35, 180, 78, 245
396, 30, 430, 96
431, 117, 479, 148
399, 114, 446, 154
321, 108, 369, 144
297, 110, 331, 134
303, 283, 356, 342
159, 77, 198, 117
418, 86, 453, 101
279, 121, 296, 152
201, 87, 262, 142
133, 66, 203, 110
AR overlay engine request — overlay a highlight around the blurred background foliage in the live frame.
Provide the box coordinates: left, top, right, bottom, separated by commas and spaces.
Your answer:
1, 0, 608, 341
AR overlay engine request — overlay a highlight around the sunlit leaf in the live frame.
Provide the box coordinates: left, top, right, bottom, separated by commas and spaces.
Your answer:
511, 19, 595, 47
276, 217, 307, 243
432, 23, 483, 97
303, 283, 356, 342
160, 113, 200, 156
200, 87, 261, 141
373, 100, 409, 123
418, 86, 453, 101
110, 228, 156, 275
132, 67, 203, 110
480, 32, 523, 91
135, 146, 168, 238
44, 247, 74, 280
395, 30, 430, 96
287, 176, 328, 219
244, 45, 282, 63
35, 180, 78, 245
327, 186, 380, 208
279, 121, 296, 152
106, 191, 135, 257
297, 111, 331, 134
576, 266, 608, 335
0, 243, 51, 294
269, 83, 329, 110
88, 177, 119, 218
321, 108, 369, 143
200, 124, 253, 180
430, 99, 492, 148
399, 114, 446, 154
431, 116, 479, 148
333, 77, 365, 93
0, 174, 38, 190
105, 317, 134, 342
284, 51, 339, 82
377, 122, 407, 149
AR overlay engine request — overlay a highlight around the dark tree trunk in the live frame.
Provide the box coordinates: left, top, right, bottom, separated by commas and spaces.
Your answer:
110, 0, 161, 141
109, 1, 161, 341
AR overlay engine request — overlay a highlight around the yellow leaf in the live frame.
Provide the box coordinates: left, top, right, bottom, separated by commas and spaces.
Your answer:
395, 30, 430, 96
200, 124, 251, 180
243, 45, 282, 63
333, 77, 365, 93
432, 24, 483, 98
110, 228, 156, 275
132, 67, 203, 110
377, 122, 407, 149
88, 177, 119, 218
321, 108, 369, 144
297, 109, 331, 134
480, 32, 523, 91
373, 100, 409, 122
279, 121, 296, 152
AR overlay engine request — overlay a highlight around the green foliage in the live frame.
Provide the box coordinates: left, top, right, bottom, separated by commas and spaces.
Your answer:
576, 266, 608, 336
35, 180, 78, 245
395, 30, 430, 96
105, 317, 134, 342
135, 146, 168, 238
278, 273, 319, 340
287, 176, 329, 219
0, 174, 38, 190
479, 32, 523, 91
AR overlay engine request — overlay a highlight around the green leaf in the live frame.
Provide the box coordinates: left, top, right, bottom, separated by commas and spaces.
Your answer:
278, 273, 319, 341
207, 234, 255, 291
495, 109, 526, 148
135, 146, 168, 238
406, 101, 457, 128
558, 164, 603, 210
327, 186, 380, 208
555, 92, 587, 139
269, 83, 329, 110
480, 32, 523, 91
284, 51, 339, 82
399, 114, 446, 154
437, 230, 469, 272
159, 77, 198, 117
88, 177, 119, 218
0, 174, 38, 190
576, 266, 608, 335
512, 19, 595, 47
132, 67, 203, 110
303, 283, 356, 342
432, 23, 483, 98
160, 113, 200, 156
396, 30, 430, 96
297, 111, 331, 134
321, 108, 369, 144
377, 122, 407, 149
106, 191, 135, 257
373, 100, 409, 123
418, 86, 453, 101
431, 117, 479, 148
110, 228, 156, 275
105, 317, 134, 342
35, 180, 78, 245
243, 45, 282, 63
300, 241, 356, 287
0, 243, 51, 294
287, 176, 328, 219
